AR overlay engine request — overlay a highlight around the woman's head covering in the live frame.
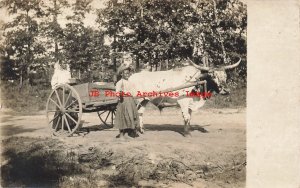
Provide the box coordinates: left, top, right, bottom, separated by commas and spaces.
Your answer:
117, 52, 134, 75
117, 63, 131, 75
123, 52, 132, 62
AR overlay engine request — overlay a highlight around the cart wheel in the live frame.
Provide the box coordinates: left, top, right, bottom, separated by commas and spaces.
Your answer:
97, 108, 116, 128
46, 84, 82, 136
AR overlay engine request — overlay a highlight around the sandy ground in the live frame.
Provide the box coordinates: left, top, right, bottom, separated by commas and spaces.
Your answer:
1, 107, 246, 187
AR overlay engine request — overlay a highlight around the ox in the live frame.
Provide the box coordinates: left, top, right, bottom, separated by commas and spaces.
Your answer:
128, 58, 241, 136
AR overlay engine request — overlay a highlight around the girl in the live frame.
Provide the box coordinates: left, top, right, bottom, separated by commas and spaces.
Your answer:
115, 67, 140, 138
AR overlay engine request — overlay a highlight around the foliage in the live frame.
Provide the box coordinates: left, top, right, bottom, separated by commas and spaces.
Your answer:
0, 0, 247, 84
0, 0, 46, 85
96, 0, 247, 76
39, 0, 69, 64
0, 56, 17, 80
63, 0, 107, 71
0, 81, 51, 112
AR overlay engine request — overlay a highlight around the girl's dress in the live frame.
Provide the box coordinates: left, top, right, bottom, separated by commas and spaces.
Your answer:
115, 79, 140, 130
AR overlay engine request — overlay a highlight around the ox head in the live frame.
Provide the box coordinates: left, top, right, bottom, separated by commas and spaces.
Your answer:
189, 58, 241, 95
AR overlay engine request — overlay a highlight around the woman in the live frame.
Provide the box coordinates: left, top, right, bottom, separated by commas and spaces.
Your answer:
115, 67, 140, 138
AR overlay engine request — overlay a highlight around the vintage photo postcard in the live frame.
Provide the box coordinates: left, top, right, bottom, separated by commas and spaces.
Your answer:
0, 0, 299, 187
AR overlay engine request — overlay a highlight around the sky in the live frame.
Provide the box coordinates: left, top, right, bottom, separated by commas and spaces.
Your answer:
0, 0, 108, 28
0, 0, 247, 27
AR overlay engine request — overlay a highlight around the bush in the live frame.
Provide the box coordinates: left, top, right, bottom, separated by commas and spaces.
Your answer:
0, 81, 51, 114
204, 79, 246, 109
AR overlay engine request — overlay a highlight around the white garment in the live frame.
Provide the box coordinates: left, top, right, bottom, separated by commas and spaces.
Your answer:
51, 62, 71, 89
115, 79, 137, 96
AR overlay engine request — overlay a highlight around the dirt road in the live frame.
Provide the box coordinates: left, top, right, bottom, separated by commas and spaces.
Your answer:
1, 107, 246, 187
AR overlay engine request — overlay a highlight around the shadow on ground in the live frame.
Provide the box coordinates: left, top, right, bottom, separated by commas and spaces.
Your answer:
73, 124, 114, 136
1, 137, 82, 187
1, 115, 23, 123
1, 124, 40, 137
78, 123, 209, 137
144, 124, 209, 136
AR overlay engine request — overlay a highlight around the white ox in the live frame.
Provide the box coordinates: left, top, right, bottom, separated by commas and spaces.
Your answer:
128, 59, 241, 135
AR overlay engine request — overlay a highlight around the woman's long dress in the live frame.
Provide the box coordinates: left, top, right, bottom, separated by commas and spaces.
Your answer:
115, 79, 140, 130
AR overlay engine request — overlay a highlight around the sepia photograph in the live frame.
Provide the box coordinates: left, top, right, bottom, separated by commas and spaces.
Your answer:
0, 0, 248, 187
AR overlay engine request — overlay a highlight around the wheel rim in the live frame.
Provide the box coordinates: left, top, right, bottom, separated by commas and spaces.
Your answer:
46, 84, 82, 136
97, 108, 116, 128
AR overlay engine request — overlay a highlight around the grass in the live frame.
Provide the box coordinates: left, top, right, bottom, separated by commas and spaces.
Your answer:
1, 137, 83, 187
1, 136, 246, 187
1, 137, 132, 187
204, 85, 246, 109
0, 81, 51, 114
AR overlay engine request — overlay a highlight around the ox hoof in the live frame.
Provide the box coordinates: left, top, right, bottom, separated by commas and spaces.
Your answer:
137, 127, 144, 134
183, 131, 192, 137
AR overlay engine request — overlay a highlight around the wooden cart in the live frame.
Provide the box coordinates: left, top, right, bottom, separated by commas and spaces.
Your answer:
46, 82, 118, 136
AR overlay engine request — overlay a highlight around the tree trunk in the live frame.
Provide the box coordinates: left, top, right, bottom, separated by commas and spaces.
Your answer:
135, 56, 140, 72
113, 36, 117, 73
166, 59, 169, 70
113, 57, 117, 72
158, 61, 161, 71
212, 0, 228, 64
54, 0, 59, 62
19, 69, 23, 92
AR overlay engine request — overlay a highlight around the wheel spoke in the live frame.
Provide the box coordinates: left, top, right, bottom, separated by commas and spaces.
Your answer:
61, 114, 65, 130
54, 89, 63, 107
65, 113, 78, 124
63, 115, 72, 133
49, 113, 60, 124
64, 91, 71, 107
65, 99, 78, 109
63, 86, 65, 106
54, 116, 61, 130
97, 111, 106, 116
111, 111, 114, 125
104, 111, 111, 122
49, 98, 61, 109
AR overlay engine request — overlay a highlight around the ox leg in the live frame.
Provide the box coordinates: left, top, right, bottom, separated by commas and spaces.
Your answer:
137, 100, 149, 134
138, 113, 144, 133
182, 109, 192, 136
187, 108, 192, 130
178, 98, 193, 136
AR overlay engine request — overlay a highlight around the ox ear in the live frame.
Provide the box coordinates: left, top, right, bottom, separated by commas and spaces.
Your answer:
198, 73, 209, 80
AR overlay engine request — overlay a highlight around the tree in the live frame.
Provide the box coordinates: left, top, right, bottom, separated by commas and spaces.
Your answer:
191, 0, 246, 65
97, 0, 246, 74
40, 0, 69, 64
97, 0, 201, 71
0, 0, 45, 87
61, 0, 94, 78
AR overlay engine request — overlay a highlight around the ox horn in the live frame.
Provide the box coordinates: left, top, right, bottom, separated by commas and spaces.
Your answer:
223, 58, 242, 70
187, 58, 210, 71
